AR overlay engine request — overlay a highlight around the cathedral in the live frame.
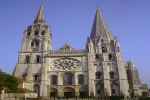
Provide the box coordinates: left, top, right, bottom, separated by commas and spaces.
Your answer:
13, 5, 145, 97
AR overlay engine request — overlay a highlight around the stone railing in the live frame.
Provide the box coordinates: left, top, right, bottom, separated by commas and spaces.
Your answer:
49, 49, 87, 54
47, 49, 87, 57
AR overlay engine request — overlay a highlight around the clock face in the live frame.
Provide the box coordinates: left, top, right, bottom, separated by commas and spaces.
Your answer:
53, 58, 81, 70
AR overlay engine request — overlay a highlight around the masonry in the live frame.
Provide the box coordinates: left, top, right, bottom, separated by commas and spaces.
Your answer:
13, 5, 145, 98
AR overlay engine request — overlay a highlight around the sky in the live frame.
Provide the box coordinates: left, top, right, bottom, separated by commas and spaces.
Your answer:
0, 0, 149, 86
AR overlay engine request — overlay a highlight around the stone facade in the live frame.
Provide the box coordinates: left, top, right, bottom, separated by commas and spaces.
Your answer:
13, 6, 134, 97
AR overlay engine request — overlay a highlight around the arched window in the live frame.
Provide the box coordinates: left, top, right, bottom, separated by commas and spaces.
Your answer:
33, 74, 40, 81
34, 84, 40, 96
96, 71, 101, 79
51, 75, 58, 85
36, 55, 41, 63
110, 71, 115, 79
34, 30, 39, 36
31, 39, 40, 50
78, 74, 84, 85
27, 32, 30, 36
108, 54, 113, 60
95, 54, 100, 59
25, 55, 30, 64
22, 73, 27, 80
101, 39, 104, 43
96, 80, 101, 96
64, 72, 74, 85
111, 88, 116, 96
102, 46, 107, 53
41, 30, 45, 35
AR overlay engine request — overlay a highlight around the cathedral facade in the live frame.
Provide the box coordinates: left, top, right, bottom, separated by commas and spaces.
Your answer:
13, 6, 131, 97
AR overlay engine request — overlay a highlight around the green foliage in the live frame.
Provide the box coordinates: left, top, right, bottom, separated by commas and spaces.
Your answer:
0, 71, 19, 92
139, 96, 150, 100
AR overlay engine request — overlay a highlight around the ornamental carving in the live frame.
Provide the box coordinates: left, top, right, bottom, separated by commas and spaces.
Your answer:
52, 58, 81, 70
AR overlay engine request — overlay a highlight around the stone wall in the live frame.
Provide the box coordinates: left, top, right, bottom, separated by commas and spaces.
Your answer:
0, 93, 37, 100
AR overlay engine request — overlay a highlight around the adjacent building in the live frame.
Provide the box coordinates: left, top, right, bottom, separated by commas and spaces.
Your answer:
126, 61, 149, 97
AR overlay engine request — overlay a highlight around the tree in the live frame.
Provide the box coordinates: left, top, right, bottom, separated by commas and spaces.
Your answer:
0, 71, 19, 92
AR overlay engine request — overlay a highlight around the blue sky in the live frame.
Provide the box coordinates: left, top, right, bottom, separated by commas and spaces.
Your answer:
0, 0, 149, 86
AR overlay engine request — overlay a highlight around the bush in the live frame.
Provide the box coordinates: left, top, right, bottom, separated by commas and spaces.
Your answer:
139, 96, 150, 100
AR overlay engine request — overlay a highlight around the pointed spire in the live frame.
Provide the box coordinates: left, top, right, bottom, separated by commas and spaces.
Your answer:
90, 8, 112, 41
34, 5, 45, 24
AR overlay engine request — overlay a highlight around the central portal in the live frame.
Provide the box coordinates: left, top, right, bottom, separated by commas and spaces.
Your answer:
64, 87, 75, 97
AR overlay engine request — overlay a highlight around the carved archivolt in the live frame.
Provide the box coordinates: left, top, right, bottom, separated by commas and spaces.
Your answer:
52, 58, 81, 70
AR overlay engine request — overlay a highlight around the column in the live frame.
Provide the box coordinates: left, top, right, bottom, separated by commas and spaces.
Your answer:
75, 72, 79, 96
58, 72, 64, 97
75, 86, 80, 97
75, 72, 78, 85
103, 62, 111, 96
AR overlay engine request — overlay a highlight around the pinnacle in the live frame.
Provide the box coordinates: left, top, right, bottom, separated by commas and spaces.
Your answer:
90, 8, 112, 41
34, 5, 45, 24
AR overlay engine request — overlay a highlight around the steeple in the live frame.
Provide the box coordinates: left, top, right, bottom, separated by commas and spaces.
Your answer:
90, 8, 112, 41
34, 5, 45, 24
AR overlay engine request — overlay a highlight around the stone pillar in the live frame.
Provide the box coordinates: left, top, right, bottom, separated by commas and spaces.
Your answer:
103, 62, 111, 96
75, 73, 79, 96
58, 87, 64, 97
75, 86, 80, 97
58, 72, 63, 85
40, 62, 48, 97
75, 72, 78, 85
58, 72, 64, 97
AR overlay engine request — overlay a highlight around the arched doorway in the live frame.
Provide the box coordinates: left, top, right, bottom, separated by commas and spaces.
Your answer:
64, 87, 75, 97
34, 84, 40, 96
50, 88, 57, 97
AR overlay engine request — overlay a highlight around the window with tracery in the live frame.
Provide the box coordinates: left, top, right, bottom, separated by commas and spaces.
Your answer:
108, 54, 113, 60
64, 72, 74, 85
25, 55, 30, 64
110, 71, 115, 79
27, 32, 30, 37
102, 46, 107, 53
31, 39, 40, 50
34, 74, 40, 81
34, 30, 39, 36
34, 84, 40, 96
78, 74, 84, 85
41, 30, 45, 35
96, 71, 102, 79
111, 88, 116, 95
51, 75, 58, 85
53, 58, 81, 70
36, 55, 41, 63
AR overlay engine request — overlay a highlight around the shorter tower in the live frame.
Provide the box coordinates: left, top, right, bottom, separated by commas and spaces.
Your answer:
13, 5, 52, 97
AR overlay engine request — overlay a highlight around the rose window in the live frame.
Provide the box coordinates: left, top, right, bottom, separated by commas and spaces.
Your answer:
53, 58, 81, 70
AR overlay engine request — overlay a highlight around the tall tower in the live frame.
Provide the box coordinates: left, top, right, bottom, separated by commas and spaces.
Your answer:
87, 8, 129, 96
13, 5, 52, 97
